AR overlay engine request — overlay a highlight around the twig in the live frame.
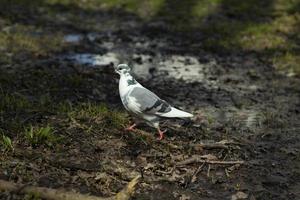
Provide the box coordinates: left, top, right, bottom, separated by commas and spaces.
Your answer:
0, 175, 140, 200
155, 169, 174, 175
191, 143, 229, 150
190, 140, 242, 150
207, 164, 211, 177
190, 163, 205, 184
177, 157, 244, 166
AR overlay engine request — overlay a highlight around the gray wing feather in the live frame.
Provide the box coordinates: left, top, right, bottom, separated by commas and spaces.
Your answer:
128, 87, 171, 114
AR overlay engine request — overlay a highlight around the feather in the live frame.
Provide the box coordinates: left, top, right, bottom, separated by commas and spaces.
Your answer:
158, 107, 193, 118
127, 87, 171, 114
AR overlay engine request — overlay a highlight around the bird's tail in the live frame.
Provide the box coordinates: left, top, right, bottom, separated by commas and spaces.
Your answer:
160, 107, 193, 118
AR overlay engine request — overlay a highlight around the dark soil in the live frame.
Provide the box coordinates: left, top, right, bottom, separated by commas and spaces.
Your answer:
0, 1, 300, 200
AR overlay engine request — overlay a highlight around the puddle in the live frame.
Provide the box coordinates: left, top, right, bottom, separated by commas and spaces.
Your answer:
131, 54, 218, 86
66, 53, 119, 67
63, 33, 102, 43
64, 51, 218, 87
131, 54, 154, 79
202, 106, 263, 131
159, 55, 207, 82
87, 33, 100, 42
63, 51, 219, 89
63, 34, 83, 43
101, 41, 115, 50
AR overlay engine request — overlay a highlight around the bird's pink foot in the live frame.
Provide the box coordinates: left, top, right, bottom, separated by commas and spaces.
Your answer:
157, 129, 167, 140
125, 123, 137, 131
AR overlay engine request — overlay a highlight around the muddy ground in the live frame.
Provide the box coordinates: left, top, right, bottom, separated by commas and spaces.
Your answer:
1, 1, 300, 200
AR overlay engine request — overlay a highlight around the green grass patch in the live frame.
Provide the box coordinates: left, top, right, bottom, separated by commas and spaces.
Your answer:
0, 24, 64, 57
273, 52, 300, 76
101, 0, 164, 19
55, 100, 74, 114
24, 125, 58, 147
260, 110, 288, 129
68, 102, 128, 130
192, 0, 221, 21
1, 134, 14, 152
198, 0, 300, 75
46, 0, 164, 19
0, 92, 32, 112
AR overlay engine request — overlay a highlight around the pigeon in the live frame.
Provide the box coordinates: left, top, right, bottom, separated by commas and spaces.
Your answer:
115, 64, 193, 140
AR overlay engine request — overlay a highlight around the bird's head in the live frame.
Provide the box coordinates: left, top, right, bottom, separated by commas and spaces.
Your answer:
115, 64, 131, 75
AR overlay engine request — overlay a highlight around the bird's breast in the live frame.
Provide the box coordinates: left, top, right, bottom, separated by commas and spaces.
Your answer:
119, 78, 131, 97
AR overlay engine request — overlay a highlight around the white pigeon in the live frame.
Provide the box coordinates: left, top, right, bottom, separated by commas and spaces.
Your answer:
115, 64, 193, 140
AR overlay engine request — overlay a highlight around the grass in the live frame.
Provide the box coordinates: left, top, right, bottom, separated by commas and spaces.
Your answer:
68, 102, 129, 129
0, 24, 64, 58
0, 64, 129, 149
192, 0, 221, 20
261, 110, 288, 129
24, 125, 57, 147
1, 134, 14, 152
46, 0, 164, 19
0, 94, 129, 148
0, 93, 31, 112
273, 52, 300, 76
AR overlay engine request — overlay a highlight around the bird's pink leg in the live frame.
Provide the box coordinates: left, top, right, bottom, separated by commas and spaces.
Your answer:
125, 123, 137, 131
157, 128, 167, 140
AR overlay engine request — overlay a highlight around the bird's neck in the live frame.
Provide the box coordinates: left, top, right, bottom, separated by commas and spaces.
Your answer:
120, 72, 137, 86
119, 72, 138, 96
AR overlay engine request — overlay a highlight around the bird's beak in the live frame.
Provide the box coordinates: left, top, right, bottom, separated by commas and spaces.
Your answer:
115, 70, 121, 75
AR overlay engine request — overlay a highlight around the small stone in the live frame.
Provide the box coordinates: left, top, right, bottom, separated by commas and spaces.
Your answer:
231, 191, 248, 200
180, 194, 190, 200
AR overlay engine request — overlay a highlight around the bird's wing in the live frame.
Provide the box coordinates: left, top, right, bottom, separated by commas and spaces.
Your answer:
126, 87, 172, 116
